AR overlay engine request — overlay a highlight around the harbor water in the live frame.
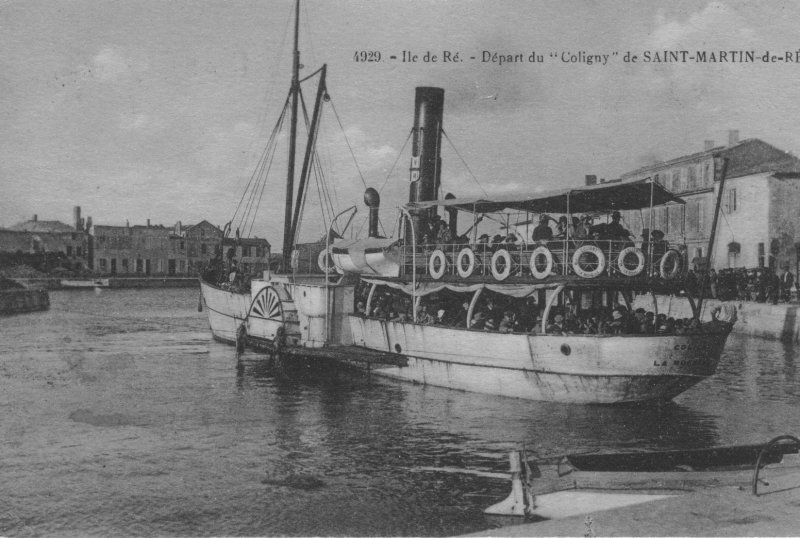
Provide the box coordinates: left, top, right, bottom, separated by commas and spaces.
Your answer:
2, 288, 800, 536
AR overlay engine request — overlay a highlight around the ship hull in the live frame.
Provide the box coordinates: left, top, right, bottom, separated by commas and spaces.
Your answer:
199, 279, 251, 344
348, 317, 729, 404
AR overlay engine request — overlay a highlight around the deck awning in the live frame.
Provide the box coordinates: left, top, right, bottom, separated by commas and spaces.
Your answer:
407, 179, 684, 214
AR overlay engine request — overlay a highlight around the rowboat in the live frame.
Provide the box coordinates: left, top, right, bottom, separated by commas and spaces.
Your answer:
485, 435, 800, 520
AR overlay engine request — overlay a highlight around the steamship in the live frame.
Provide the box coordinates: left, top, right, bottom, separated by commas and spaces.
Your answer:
199, 0, 731, 404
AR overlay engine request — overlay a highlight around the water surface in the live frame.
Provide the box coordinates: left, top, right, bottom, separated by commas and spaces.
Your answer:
1, 288, 799, 536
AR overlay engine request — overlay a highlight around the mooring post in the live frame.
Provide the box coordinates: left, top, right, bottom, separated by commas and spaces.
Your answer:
484, 450, 531, 516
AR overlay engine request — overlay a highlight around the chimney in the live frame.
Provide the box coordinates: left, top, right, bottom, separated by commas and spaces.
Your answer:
126, 220, 130, 228
585, 175, 597, 186
175, 221, 182, 236
728, 130, 739, 146
364, 188, 380, 238
704, 140, 715, 151
32, 214, 37, 222
408, 86, 445, 242
147, 218, 150, 227
86, 216, 92, 231
73, 206, 82, 231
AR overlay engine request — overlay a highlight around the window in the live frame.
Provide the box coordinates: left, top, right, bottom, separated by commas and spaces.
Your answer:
201, 243, 207, 255
66, 246, 73, 256
77, 246, 82, 257
669, 205, 683, 234
686, 200, 699, 232
180, 241, 185, 250
726, 188, 737, 213
136, 258, 143, 273
122, 259, 129, 272
703, 162, 711, 186
687, 166, 697, 190
758, 243, 765, 268
179, 260, 186, 273
99, 258, 107, 271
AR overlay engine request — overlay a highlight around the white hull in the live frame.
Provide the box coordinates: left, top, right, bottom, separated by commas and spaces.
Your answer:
199, 279, 251, 344
349, 317, 728, 403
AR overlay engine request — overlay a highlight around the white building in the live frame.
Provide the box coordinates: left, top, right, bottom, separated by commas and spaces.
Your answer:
618, 132, 800, 272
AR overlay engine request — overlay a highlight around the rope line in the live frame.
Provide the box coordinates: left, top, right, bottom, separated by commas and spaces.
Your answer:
442, 129, 489, 198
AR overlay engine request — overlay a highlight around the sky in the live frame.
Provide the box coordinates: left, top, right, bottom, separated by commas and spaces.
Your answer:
2, 0, 800, 247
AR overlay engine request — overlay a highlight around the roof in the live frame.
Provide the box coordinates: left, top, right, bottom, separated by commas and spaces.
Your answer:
407, 178, 683, 214
722, 139, 800, 178
8, 220, 76, 233
620, 138, 800, 181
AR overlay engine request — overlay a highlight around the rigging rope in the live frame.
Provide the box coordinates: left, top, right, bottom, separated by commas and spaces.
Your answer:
442, 129, 489, 198
330, 100, 367, 190
232, 93, 291, 238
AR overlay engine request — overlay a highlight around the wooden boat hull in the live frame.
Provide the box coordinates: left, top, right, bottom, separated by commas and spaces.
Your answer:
349, 317, 729, 403
199, 279, 251, 344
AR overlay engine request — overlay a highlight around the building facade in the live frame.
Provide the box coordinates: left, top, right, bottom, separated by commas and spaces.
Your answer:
0, 206, 91, 272
618, 133, 800, 271
92, 219, 269, 277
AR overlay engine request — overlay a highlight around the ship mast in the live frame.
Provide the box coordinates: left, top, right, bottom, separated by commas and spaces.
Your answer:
282, 0, 301, 271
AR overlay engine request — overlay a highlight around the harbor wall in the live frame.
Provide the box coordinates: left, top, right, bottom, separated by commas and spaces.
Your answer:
11, 277, 199, 290
632, 295, 800, 343
0, 288, 50, 315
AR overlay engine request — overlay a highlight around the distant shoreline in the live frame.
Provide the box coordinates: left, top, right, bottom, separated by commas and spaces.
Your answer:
10, 277, 199, 290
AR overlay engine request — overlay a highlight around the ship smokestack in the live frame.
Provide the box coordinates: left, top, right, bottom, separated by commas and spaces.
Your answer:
73, 206, 81, 231
364, 187, 380, 238
408, 87, 444, 241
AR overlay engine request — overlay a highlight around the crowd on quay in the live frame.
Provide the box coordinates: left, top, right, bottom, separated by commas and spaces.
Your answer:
686, 265, 796, 304
353, 284, 718, 336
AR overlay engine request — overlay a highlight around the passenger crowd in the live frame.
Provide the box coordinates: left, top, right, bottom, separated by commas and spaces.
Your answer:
353, 284, 715, 336
418, 211, 644, 248
686, 265, 796, 304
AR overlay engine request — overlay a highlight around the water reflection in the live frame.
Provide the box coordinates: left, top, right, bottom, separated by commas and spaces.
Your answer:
4, 290, 800, 536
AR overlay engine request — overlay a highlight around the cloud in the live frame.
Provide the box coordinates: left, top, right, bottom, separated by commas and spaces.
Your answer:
650, 2, 755, 50
341, 126, 397, 173
91, 47, 148, 82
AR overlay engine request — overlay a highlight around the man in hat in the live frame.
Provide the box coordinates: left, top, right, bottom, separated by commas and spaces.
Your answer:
780, 264, 795, 303
498, 310, 516, 333
532, 214, 553, 241
546, 313, 566, 334
606, 211, 632, 242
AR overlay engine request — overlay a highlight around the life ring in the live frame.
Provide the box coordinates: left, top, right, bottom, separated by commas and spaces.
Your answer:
529, 246, 553, 279
660, 249, 682, 280
491, 249, 513, 281
617, 247, 645, 277
456, 248, 476, 278
572, 244, 606, 278
429, 249, 448, 279
317, 248, 335, 274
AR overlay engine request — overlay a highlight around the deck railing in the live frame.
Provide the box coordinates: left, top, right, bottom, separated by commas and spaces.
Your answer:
399, 239, 685, 282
